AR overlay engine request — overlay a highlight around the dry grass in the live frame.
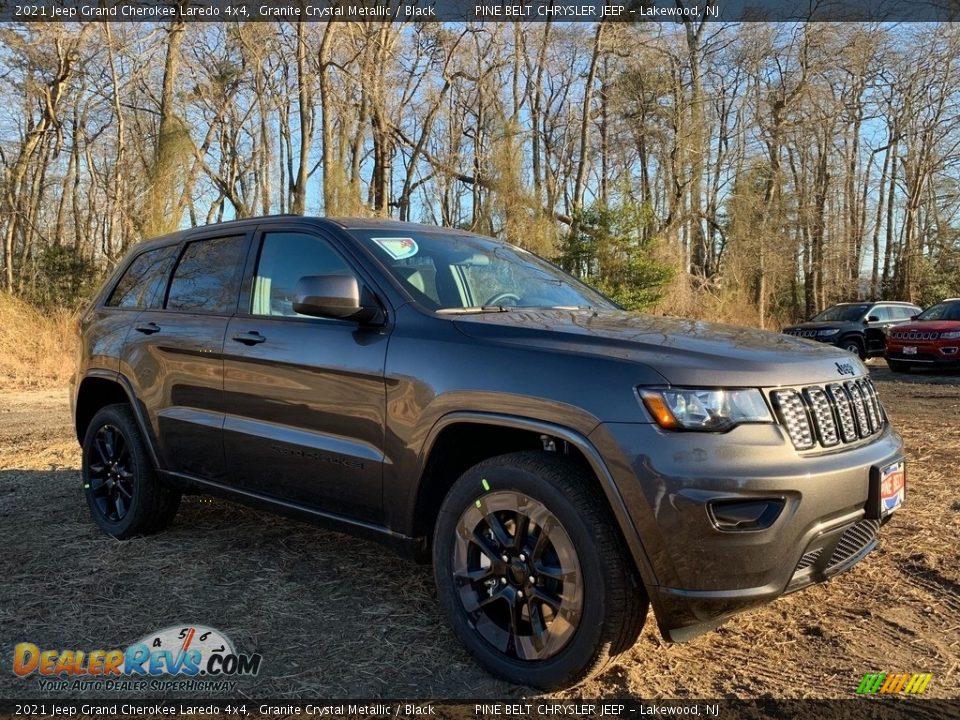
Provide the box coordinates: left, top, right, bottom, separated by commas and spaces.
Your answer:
0, 292, 78, 391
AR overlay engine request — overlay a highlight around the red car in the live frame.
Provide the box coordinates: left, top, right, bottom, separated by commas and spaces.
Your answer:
885, 298, 960, 372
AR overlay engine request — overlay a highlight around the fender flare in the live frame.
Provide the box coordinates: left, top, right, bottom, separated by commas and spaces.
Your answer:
420, 411, 660, 590
76, 369, 162, 469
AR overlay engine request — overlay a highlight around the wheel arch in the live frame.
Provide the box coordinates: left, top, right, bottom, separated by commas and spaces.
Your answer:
411, 412, 659, 590
74, 371, 161, 468
839, 333, 865, 354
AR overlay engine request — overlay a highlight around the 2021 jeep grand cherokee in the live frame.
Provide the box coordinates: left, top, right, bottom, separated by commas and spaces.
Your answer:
72, 216, 906, 689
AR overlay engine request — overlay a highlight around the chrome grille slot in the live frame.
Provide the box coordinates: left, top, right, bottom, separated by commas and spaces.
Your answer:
773, 379, 885, 451
827, 383, 858, 442
864, 381, 885, 424
848, 382, 872, 436
772, 389, 814, 450
804, 387, 839, 446
857, 379, 880, 432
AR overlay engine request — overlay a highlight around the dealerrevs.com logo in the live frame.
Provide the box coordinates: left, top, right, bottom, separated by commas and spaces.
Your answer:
13, 625, 262, 693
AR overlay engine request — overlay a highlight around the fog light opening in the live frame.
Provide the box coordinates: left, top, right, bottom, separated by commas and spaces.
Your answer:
709, 499, 785, 531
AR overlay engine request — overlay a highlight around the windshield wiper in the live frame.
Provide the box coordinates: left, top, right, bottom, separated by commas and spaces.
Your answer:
436, 306, 515, 315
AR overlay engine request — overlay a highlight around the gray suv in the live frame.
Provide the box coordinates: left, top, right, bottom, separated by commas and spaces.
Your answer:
72, 217, 906, 689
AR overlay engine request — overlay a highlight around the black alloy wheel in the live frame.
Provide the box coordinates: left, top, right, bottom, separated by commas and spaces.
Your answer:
87, 424, 135, 522
82, 404, 181, 538
452, 489, 583, 661
434, 451, 648, 689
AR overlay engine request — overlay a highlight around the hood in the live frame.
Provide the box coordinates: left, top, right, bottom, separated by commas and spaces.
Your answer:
453, 309, 868, 387
890, 320, 960, 334
783, 320, 850, 331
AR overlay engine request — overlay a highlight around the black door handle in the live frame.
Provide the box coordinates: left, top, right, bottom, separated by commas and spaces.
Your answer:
232, 331, 266, 346
134, 322, 160, 335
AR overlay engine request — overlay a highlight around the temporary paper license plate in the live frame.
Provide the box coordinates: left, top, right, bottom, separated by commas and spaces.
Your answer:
878, 460, 905, 516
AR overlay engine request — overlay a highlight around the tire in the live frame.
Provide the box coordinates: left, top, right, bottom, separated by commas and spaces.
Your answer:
841, 337, 865, 359
81, 403, 180, 539
433, 451, 648, 690
887, 359, 911, 374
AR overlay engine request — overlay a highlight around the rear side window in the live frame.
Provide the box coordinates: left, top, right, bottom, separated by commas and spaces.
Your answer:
107, 246, 178, 309
166, 236, 246, 314
252, 232, 353, 317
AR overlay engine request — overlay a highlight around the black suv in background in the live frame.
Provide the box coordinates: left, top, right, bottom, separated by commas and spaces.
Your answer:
72, 217, 905, 689
783, 301, 921, 359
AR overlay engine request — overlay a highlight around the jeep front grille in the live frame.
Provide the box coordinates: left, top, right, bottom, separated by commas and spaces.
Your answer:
890, 329, 939, 340
772, 379, 886, 451
786, 329, 819, 338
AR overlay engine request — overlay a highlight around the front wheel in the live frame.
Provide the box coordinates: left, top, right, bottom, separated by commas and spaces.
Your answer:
433, 451, 647, 689
841, 337, 866, 359
82, 404, 180, 539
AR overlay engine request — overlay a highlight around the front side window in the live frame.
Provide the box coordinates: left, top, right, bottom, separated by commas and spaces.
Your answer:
166, 236, 246, 314
107, 245, 178, 309
252, 232, 353, 317
349, 229, 614, 312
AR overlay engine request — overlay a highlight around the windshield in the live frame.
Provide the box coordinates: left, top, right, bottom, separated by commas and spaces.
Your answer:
916, 301, 960, 321
811, 304, 870, 322
350, 229, 616, 312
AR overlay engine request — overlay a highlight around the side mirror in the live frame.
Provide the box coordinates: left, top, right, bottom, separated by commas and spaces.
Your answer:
866, 315, 879, 323
292, 275, 382, 324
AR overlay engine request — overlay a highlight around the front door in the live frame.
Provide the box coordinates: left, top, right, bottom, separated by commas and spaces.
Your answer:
221, 229, 389, 522
864, 305, 894, 355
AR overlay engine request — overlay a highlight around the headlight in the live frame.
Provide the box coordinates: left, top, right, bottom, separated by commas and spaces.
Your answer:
940, 330, 960, 340
639, 388, 773, 432
817, 328, 840, 336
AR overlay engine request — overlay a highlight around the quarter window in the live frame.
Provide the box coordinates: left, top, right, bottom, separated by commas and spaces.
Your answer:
107, 246, 178, 309
252, 232, 353, 317
166, 236, 246, 314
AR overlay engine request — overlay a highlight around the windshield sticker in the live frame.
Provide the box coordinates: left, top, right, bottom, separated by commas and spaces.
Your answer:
372, 237, 418, 260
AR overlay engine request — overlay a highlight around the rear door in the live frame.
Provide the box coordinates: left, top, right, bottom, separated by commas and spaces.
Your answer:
122, 231, 250, 481
221, 227, 390, 522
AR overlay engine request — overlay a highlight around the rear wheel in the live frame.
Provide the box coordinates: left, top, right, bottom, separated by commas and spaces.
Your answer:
82, 404, 180, 538
433, 451, 647, 690
887, 359, 911, 374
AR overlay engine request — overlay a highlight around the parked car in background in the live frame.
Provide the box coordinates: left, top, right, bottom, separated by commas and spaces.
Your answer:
783, 301, 921, 359
885, 298, 960, 372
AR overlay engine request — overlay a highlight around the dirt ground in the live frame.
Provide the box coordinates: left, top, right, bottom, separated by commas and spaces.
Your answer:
1, 362, 958, 701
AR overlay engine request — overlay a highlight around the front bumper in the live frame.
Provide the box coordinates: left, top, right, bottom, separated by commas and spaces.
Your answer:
887, 344, 960, 366
588, 421, 904, 641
